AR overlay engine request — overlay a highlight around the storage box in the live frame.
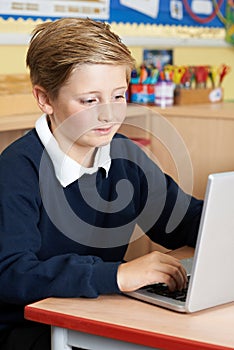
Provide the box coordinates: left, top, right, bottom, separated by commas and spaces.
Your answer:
129, 84, 155, 104
174, 87, 223, 105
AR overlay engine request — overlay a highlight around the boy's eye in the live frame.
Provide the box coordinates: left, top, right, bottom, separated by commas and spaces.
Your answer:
80, 97, 99, 105
114, 94, 126, 101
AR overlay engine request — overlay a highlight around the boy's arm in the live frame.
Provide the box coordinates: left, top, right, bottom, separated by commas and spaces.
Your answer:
0, 151, 121, 305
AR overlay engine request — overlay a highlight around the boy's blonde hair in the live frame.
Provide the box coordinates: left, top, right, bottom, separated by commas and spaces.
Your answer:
26, 17, 136, 99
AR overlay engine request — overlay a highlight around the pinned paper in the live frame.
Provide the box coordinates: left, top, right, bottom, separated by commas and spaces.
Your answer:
170, 0, 183, 20
191, 0, 213, 15
120, 0, 160, 18
0, 0, 110, 19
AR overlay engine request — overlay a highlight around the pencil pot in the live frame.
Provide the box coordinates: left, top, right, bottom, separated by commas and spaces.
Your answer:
174, 87, 223, 105
154, 81, 175, 107
129, 83, 155, 104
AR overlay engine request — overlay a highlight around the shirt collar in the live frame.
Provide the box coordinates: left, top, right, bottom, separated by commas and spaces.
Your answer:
35, 114, 111, 187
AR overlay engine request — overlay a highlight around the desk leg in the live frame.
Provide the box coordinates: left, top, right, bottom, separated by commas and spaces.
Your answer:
51, 326, 160, 350
69, 329, 159, 350
51, 326, 72, 350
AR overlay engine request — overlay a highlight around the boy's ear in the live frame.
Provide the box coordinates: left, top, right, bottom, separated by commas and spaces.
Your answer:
33, 85, 53, 115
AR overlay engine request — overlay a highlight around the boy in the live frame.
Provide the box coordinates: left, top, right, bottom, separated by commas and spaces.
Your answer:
0, 18, 203, 349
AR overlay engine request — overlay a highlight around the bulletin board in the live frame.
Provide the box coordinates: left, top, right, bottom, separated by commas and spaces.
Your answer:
0, 0, 228, 28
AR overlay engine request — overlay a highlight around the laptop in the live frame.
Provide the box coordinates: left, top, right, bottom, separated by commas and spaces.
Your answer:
125, 171, 234, 313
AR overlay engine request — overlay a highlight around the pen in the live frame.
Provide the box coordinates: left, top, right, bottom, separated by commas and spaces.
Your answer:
194, 66, 209, 88
218, 64, 231, 86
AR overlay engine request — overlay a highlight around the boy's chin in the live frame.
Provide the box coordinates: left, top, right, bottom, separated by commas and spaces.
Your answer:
95, 139, 112, 147
94, 134, 116, 147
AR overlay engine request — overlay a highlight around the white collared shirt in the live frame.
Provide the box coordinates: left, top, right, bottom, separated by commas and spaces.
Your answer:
35, 114, 111, 187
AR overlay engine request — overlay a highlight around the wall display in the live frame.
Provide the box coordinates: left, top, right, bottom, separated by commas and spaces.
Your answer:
225, 0, 234, 44
119, 0, 160, 19
143, 49, 173, 70
170, 1, 184, 20
0, 0, 227, 28
0, 0, 110, 20
110, 0, 226, 27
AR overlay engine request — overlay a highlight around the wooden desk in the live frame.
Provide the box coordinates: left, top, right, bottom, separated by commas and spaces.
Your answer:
25, 247, 234, 350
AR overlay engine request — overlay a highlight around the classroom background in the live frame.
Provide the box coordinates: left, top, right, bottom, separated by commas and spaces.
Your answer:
0, 0, 234, 272
0, 0, 234, 101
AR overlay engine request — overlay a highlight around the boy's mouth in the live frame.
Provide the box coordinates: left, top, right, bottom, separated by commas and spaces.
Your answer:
93, 125, 114, 135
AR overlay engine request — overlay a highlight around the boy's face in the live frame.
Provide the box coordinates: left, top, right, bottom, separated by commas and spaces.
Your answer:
36, 64, 128, 155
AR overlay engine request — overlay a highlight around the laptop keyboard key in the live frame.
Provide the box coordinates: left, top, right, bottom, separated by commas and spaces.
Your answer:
142, 278, 190, 303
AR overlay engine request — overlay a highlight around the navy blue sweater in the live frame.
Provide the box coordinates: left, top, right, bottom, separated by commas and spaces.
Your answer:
0, 130, 203, 330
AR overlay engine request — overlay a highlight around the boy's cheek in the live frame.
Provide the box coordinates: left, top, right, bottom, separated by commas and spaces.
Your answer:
111, 102, 127, 124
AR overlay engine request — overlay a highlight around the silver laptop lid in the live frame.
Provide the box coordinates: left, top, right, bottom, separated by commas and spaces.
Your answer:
186, 171, 234, 312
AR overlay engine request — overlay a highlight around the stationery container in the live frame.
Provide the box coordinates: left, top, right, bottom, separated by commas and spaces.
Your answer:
155, 81, 175, 107
174, 87, 223, 105
130, 84, 155, 104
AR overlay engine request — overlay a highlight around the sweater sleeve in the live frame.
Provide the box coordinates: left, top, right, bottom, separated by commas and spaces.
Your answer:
134, 146, 203, 249
145, 174, 203, 249
0, 147, 121, 306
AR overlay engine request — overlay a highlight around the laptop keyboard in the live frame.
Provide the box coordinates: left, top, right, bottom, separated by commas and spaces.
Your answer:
141, 276, 190, 302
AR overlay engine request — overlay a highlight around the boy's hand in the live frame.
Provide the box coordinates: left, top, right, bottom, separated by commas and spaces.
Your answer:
117, 251, 187, 292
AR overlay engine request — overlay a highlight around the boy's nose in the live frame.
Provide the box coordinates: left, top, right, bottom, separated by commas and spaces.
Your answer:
97, 103, 114, 123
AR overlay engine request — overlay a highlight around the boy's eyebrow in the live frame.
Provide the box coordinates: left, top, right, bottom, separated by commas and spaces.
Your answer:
114, 86, 128, 91
76, 86, 128, 95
